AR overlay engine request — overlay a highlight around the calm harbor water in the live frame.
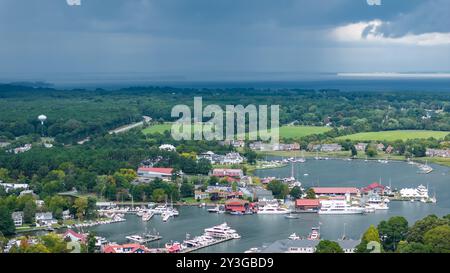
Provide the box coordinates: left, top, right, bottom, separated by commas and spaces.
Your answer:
89, 159, 450, 253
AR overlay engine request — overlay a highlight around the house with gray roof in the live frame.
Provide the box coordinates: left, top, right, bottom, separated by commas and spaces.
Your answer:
259, 238, 360, 253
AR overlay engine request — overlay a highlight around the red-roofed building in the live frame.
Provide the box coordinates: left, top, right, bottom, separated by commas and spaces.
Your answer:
225, 198, 249, 213
295, 199, 320, 213
103, 243, 151, 253
137, 167, 173, 181
63, 229, 86, 243
212, 169, 243, 178
312, 187, 359, 197
361, 182, 385, 195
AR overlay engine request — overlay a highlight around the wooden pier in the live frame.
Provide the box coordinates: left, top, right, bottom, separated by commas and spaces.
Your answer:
180, 237, 234, 253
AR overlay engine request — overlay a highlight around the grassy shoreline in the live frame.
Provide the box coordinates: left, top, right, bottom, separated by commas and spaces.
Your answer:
257, 150, 450, 167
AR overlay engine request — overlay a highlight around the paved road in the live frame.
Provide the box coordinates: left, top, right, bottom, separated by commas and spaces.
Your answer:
109, 116, 152, 134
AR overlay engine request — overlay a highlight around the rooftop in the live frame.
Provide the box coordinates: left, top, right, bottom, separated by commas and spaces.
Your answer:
312, 187, 359, 194
137, 167, 173, 174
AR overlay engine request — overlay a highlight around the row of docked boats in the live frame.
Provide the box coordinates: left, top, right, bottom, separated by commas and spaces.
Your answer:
408, 160, 433, 174
136, 204, 179, 222
289, 227, 321, 241
164, 223, 240, 253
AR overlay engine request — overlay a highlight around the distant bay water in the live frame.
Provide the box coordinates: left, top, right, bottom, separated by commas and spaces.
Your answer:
4, 72, 450, 92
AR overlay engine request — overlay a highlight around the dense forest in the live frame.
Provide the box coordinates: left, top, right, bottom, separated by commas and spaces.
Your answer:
1, 84, 450, 144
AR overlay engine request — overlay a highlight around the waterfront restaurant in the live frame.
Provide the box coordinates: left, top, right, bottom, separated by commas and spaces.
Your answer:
295, 199, 320, 212
225, 198, 250, 213
312, 187, 360, 197
361, 182, 385, 195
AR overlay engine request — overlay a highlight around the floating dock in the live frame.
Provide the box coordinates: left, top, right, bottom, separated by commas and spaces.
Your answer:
180, 237, 234, 253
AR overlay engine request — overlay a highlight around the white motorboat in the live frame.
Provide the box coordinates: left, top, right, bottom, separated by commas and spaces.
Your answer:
169, 208, 179, 216
308, 227, 320, 240
257, 203, 291, 214
204, 223, 240, 239
285, 214, 300, 219
142, 211, 153, 221
162, 211, 172, 222
126, 235, 145, 243
288, 233, 300, 240
207, 205, 224, 214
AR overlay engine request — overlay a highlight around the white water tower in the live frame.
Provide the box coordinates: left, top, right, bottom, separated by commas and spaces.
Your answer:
38, 114, 47, 125
38, 114, 47, 136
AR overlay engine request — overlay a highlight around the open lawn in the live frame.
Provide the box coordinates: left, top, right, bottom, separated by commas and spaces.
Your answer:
336, 130, 449, 142
142, 124, 331, 140
279, 125, 331, 139
142, 123, 173, 134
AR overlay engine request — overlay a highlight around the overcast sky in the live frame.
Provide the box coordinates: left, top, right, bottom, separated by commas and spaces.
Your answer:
1, 0, 449, 82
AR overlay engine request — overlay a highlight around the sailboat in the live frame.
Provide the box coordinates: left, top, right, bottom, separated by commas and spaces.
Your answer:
285, 213, 300, 219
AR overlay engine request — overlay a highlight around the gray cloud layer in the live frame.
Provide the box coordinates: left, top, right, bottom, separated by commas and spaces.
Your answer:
0, 0, 449, 80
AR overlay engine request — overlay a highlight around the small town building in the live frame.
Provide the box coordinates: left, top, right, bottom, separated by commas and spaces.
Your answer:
35, 212, 57, 227
159, 144, 176, 151
62, 210, 73, 220
309, 144, 342, 152
376, 143, 385, 151
63, 229, 86, 243
194, 190, 209, 200
295, 199, 320, 212
0, 142, 11, 148
11, 211, 24, 227
354, 143, 368, 152
426, 148, 450, 158
225, 198, 249, 213
19, 190, 37, 198
252, 188, 274, 201
260, 239, 360, 253
35, 200, 45, 208
222, 152, 244, 165
103, 243, 151, 253
312, 187, 360, 197
212, 168, 243, 178
0, 183, 29, 193
137, 167, 174, 181
385, 145, 394, 154
361, 182, 386, 195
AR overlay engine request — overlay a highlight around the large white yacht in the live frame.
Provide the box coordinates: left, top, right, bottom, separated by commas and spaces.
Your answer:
318, 200, 365, 215
257, 203, 291, 214
204, 223, 241, 239
400, 184, 429, 199
365, 195, 389, 210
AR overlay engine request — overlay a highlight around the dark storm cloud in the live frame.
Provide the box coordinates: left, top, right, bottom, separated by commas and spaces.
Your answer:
0, 0, 449, 79
368, 0, 450, 38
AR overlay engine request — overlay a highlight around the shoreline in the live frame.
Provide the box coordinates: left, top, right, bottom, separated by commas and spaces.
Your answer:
256, 150, 450, 167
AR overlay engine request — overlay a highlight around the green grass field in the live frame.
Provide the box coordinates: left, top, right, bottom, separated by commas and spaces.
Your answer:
142, 123, 173, 134
279, 125, 331, 139
336, 130, 449, 142
143, 124, 331, 139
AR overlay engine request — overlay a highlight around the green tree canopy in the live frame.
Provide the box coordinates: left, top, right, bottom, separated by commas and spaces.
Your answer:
423, 225, 450, 253
315, 240, 344, 253
0, 205, 15, 236
356, 225, 382, 253
378, 216, 409, 252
